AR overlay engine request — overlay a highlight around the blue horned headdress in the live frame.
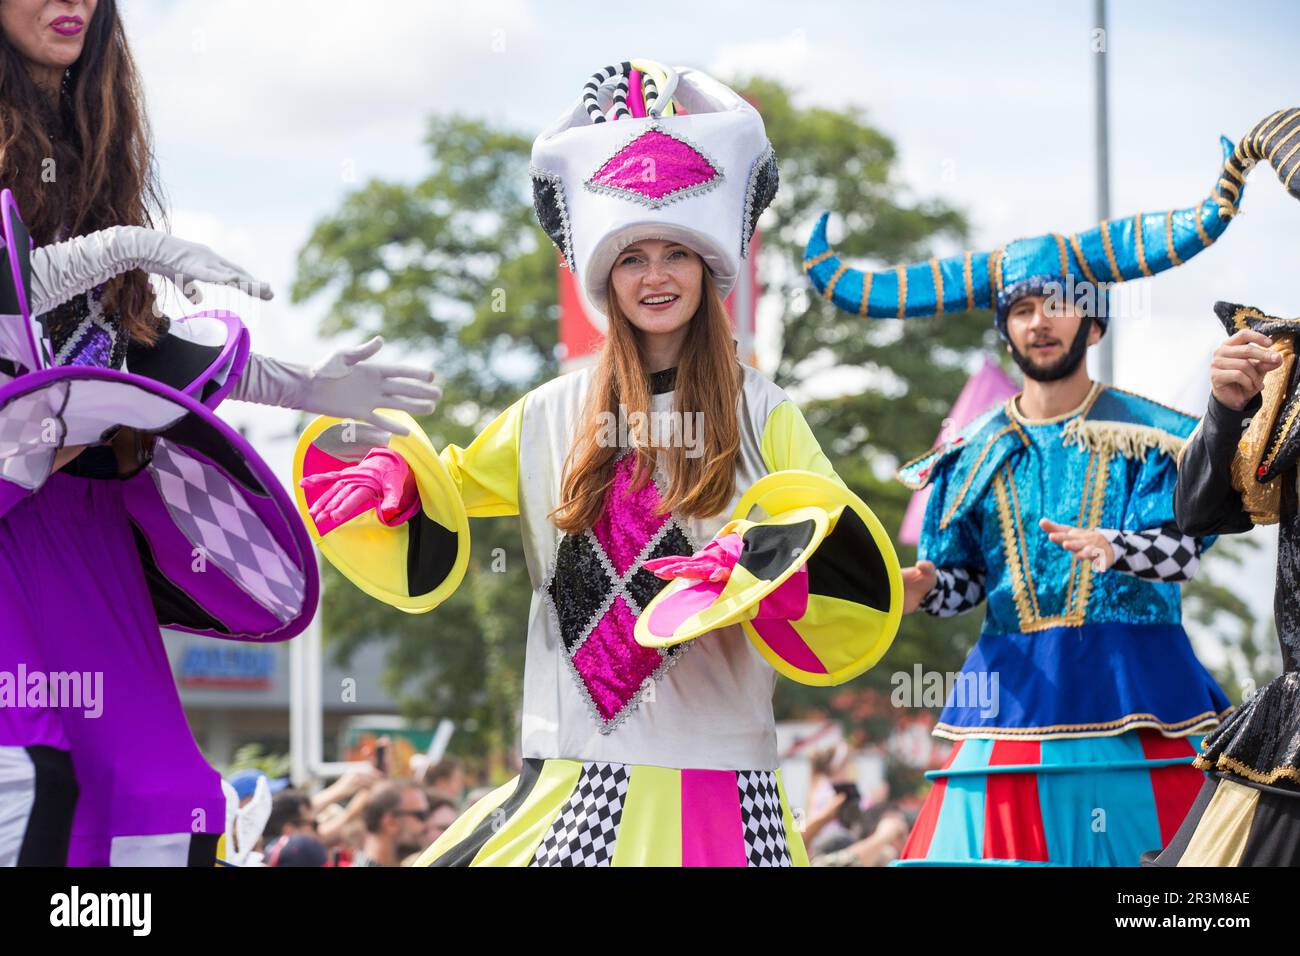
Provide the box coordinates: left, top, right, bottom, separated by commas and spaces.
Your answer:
804, 108, 1300, 337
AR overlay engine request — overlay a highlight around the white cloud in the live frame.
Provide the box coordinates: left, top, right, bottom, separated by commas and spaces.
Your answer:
128, 0, 542, 156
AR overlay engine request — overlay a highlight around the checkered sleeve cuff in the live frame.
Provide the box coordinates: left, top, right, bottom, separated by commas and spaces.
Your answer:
920, 566, 986, 617
1101, 524, 1201, 582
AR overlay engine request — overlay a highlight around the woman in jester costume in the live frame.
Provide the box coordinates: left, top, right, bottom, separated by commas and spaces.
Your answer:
294, 59, 904, 867
805, 108, 1300, 866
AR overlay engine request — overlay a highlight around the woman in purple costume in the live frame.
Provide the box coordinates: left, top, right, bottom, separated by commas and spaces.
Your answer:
0, 0, 441, 866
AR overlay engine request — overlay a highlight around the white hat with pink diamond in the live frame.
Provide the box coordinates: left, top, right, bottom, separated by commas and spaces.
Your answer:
530, 60, 778, 321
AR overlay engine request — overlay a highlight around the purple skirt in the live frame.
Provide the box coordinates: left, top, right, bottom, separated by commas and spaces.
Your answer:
0, 472, 224, 865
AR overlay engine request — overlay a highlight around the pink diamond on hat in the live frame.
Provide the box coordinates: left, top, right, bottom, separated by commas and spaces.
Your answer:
586, 126, 722, 208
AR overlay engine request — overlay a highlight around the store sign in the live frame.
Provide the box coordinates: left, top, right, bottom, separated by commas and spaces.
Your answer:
178, 645, 275, 690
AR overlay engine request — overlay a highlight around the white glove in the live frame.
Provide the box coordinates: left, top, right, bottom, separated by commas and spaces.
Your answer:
234, 776, 274, 866
29, 225, 273, 314
230, 336, 441, 435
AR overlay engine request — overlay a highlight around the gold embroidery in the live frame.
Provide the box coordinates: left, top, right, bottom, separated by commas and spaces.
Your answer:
1257, 108, 1298, 151
822, 262, 849, 302
1052, 233, 1069, 278
993, 467, 1038, 629
1276, 137, 1300, 183
802, 250, 834, 272
858, 269, 873, 318
1008, 466, 1044, 619
1231, 334, 1294, 524
1007, 381, 1103, 426
1069, 447, 1111, 626
1102, 384, 1199, 419
930, 257, 944, 315
1067, 233, 1099, 286
963, 251, 974, 312
1192, 206, 1212, 248
934, 708, 1228, 741
939, 424, 1028, 529
1133, 214, 1152, 276
895, 444, 953, 490
992, 439, 1111, 632
1268, 121, 1300, 165
1194, 752, 1300, 786
1098, 219, 1123, 282
1164, 210, 1182, 267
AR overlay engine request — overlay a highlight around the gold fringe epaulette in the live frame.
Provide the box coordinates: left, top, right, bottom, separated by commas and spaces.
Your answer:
1061, 418, 1186, 461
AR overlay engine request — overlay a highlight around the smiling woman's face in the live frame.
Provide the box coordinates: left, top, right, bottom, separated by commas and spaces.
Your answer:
0, 0, 98, 77
609, 239, 703, 338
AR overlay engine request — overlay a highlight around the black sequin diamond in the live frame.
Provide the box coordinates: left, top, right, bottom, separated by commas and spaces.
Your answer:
625, 523, 695, 611
547, 532, 616, 651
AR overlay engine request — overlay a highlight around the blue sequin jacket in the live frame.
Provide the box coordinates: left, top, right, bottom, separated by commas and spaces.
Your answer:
897, 383, 1231, 740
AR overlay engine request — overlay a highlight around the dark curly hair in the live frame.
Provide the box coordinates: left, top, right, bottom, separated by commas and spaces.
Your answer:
0, 0, 164, 343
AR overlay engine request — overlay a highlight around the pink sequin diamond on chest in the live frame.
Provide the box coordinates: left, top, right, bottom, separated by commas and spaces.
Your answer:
545, 453, 697, 732
585, 124, 723, 208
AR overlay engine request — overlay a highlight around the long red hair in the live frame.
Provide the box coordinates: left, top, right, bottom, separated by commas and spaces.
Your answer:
550, 268, 742, 534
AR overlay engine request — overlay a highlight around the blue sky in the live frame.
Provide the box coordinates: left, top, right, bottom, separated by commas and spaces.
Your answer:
122, 0, 1299, 674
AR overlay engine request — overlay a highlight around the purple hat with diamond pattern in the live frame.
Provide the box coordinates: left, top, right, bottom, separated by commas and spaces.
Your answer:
530, 63, 778, 322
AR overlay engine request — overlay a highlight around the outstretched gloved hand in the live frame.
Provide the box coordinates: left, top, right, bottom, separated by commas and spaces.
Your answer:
300, 448, 419, 536
643, 533, 744, 582
231, 336, 442, 435
30, 225, 273, 313
644, 530, 808, 620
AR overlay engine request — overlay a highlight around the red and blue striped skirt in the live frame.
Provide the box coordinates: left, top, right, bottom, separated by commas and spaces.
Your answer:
898, 729, 1205, 866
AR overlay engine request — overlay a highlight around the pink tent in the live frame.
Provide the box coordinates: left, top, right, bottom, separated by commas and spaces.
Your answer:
898, 355, 1019, 545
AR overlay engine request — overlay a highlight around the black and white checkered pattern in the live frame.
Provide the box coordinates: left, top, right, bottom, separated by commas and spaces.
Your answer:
531, 762, 630, 867
1102, 524, 1201, 582
920, 566, 987, 617
150, 439, 306, 622
738, 771, 792, 867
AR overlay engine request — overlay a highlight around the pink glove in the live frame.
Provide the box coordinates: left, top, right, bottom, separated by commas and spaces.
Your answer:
644, 530, 809, 621
643, 533, 744, 582
299, 449, 418, 536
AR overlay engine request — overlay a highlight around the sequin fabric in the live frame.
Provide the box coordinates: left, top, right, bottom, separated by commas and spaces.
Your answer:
585, 125, 722, 207
1275, 483, 1300, 671
545, 451, 696, 731
922, 403, 1186, 634
530, 166, 575, 271
1197, 671, 1300, 788
45, 289, 125, 370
